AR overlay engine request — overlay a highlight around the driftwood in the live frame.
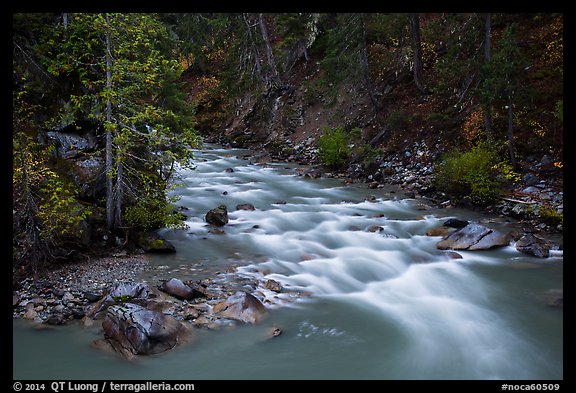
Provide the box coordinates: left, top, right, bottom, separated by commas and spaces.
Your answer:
500, 197, 535, 204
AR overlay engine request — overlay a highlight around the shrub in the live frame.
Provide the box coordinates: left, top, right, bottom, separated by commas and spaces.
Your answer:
535, 205, 563, 226
434, 141, 517, 206
317, 127, 350, 169
123, 193, 186, 231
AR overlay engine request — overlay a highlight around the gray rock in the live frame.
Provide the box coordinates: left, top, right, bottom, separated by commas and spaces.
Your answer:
45, 131, 98, 158
468, 229, 510, 250
443, 218, 469, 228
213, 291, 268, 324
515, 234, 551, 258
263, 279, 282, 292
102, 303, 191, 358
510, 203, 531, 219
522, 186, 540, 194
160, 278, 206, 300
88, 282, 165, 319
437, 224, 510, 251
522, 173, 540, 186
236, 203, 256, 211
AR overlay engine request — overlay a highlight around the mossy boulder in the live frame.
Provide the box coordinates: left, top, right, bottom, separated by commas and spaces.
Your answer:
205, 205, 229, 226
136, 231, 176, 253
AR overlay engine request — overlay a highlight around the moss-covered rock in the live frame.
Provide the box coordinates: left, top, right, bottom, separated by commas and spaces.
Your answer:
205, 205, 229, 226
136, 231, 176, 253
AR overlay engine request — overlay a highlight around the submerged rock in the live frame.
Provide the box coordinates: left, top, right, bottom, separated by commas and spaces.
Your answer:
541, 289, 563, 308
236, 203, 256, 211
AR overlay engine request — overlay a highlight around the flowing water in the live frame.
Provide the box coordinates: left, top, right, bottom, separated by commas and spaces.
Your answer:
13, 145, 563, 380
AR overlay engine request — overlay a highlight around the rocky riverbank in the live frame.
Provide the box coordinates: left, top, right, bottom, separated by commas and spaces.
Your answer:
13, 211, 563, 359
12, 252, 300, 337
217, 136, 563, 241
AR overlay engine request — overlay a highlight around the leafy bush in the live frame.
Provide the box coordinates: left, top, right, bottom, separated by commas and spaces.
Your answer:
317, 127, 350, 169
434, 141, 517, 206
535, 205, 563, 226
124, 194, 186, 231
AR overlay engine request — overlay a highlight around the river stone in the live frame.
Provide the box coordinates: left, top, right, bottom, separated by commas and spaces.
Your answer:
213, 291, 268, 324
206, 205, 229, 226
515, 233, 550, 258
102, 303, 191, 358
236, 203, 256, 211
160, 278, 206, 300
23, 303, 37, 320
264, 279, 282, 292
437, 224, 510, 250
443, 218, 469, 228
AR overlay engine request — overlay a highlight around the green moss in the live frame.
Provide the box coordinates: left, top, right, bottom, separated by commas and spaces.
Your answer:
112, 295, 133, 303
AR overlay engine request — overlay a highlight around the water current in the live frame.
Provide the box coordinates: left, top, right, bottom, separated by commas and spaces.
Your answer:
13, 145, 563, 380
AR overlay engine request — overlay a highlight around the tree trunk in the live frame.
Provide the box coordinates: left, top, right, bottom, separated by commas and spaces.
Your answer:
410, 13, 428, 94
483, 13, 494, 142
507, 95, 517, 167
115, 160, 123, 228
360, 14, 380, 113
242, 13, 263, 80
105, 14, 115, 231
258, 13, 281, 89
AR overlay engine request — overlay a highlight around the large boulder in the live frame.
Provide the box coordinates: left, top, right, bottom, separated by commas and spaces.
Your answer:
102, 303, 191, 359
437, 224, 510, 251
44, 130, 98, 159
213, 291, 268, 324
205, 205, 229, 226
515, 233, 551, 258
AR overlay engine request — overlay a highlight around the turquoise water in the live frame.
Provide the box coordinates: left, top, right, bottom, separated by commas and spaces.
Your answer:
13, 145, 563, 380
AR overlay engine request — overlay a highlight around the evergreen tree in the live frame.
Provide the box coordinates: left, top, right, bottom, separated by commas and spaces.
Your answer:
13, 13, 199, 268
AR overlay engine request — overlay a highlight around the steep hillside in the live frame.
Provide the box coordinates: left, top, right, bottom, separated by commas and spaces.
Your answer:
187, 13, 563, 234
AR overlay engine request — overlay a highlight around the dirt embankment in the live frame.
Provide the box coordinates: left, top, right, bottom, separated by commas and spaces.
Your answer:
192, 55, 563, 241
